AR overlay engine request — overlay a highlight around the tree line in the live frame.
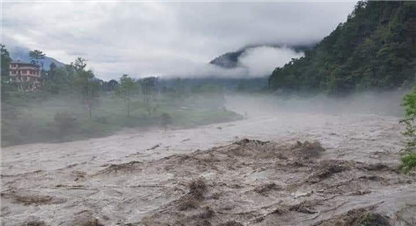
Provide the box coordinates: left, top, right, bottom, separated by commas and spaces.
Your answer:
1, 44, 235, 146
1, 44, 160, 118
268, 1, 416, 96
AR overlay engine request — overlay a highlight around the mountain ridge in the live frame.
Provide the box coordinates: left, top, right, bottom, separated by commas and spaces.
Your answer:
9, 46, 66, 70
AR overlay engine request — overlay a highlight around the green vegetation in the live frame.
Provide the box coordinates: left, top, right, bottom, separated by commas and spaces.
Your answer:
2, 92, 240, 147
116, 74, 135, 117
139, 77, 157, 116
1, 44, 15, 98
357, 213, 390, 226
269, 1, 416, 95
401, 87, 416, 173
1, 45, 241, 147
29, 50, 46, 68
72, 57, 101, 117
400, 153, 416, 174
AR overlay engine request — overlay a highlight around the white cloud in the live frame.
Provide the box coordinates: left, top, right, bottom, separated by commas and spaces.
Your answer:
238, 47, 304, 77
2, 1, 356, 80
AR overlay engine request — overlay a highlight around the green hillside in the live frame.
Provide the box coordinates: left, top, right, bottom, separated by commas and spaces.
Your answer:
269, 1, 416, 95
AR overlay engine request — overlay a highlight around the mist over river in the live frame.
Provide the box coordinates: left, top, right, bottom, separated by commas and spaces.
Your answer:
2, 94, 415, 226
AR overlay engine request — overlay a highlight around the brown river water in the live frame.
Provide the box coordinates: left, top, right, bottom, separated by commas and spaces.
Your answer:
1, 95, 415, 226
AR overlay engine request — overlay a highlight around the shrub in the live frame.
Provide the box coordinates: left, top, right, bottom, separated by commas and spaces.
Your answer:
93, 116, 108, 124
24, 220, 48, 226
189, 177, 207, 200
178, 178, 208, 211
356, 212, 390, 226
178, 197, 200, 211
400, 153, 416, 174
400, 93, 416, 152
401, 87, 416, 173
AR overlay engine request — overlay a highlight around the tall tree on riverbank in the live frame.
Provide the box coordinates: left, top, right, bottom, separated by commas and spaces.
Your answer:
117, 74, 135, 117
73, 58, 100, 117
140, 77, 157, 116
1, 44, 14, 101
1, 44, 12, 86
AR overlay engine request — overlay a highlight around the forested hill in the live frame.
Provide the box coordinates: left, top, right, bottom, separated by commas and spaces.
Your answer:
9, 46, 66, 70
269, 1, 416, 95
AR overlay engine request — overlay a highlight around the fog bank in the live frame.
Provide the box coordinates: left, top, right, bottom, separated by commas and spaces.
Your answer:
226, 90, 409, 118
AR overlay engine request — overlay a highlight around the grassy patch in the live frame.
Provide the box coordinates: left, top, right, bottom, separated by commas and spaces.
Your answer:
2, 92, 241, 147
357, 212, 390, 226
400, 152, 416, 174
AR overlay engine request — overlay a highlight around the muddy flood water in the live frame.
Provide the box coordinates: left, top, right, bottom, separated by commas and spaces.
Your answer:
1, 95, 416, 226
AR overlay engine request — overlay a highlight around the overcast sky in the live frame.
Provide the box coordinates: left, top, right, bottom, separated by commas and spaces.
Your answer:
2, 1, 356, 80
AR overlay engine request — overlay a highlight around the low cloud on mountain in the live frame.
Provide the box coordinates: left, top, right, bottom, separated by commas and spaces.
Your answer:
3, 1, 355, 80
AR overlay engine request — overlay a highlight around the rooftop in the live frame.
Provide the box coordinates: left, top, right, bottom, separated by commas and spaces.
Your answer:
10, 60, 40, 67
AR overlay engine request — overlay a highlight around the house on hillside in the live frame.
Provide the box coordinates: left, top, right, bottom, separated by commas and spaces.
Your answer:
9, 60, 41, 91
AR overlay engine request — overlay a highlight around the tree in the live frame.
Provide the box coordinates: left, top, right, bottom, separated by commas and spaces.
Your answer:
29, 50, 45, 69
140, 77, 157, 116
1, 44, 13, 95
1, 45, 24, 146
160, 113, 172, 131
72, 57, 87, 72
173, 78, 186, 99
42, 62, 57, 84
72, 58, 100, 117
102, 79, 119, 92
43, 65, 75, 94
80, 72, 100, 118
116, 74, 135, 117
1, 44, 12, 82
